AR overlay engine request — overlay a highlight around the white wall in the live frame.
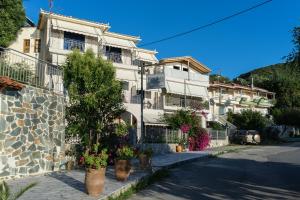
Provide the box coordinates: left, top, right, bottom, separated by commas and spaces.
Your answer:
8, 27, 40, 58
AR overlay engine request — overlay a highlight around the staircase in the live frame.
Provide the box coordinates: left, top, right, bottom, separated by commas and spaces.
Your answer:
211, 114, 237, 130
0, 47, 63, 94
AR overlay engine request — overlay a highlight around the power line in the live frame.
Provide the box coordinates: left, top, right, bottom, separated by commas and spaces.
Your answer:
139, 0, 273, 47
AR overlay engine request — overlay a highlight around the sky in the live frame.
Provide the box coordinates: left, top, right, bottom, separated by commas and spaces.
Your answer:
23, 0, 300, 78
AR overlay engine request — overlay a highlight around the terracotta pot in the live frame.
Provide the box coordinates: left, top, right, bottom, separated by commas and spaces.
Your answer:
66, 161, 74, 171
115, 159, 131, 181
85, 167, 106, 197
139, 154, 151, 170
176, 145, 183, 152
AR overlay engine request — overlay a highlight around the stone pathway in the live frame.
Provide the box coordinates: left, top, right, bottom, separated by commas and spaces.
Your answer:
6, 145, 247, 200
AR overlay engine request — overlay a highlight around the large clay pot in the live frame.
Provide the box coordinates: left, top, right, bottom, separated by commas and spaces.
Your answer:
139, 154, 151, 170
115, 159, 131, 181
176, 145, 183, 152
85, 167, 106, 197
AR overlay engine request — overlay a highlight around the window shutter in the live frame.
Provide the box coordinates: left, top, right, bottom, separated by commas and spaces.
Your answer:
23, 39, 30, 53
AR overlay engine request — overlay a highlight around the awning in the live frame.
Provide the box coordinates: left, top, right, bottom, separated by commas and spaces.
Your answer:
165, 81, 208, 98
51, 19, 100, 37
136, 51, 158, 63
102, 36, 136, 50
143, 112, 166, 126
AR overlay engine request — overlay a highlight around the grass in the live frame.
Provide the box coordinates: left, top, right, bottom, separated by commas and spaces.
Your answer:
108, 169, 170, 200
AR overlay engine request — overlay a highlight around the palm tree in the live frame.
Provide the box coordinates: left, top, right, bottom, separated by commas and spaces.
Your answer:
0, 181, 37, 200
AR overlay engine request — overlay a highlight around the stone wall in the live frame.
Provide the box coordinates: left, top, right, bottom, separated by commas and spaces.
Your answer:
0, 86, 65, 179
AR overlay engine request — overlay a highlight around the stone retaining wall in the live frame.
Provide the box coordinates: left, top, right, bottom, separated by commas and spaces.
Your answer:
0, 86, 65, 179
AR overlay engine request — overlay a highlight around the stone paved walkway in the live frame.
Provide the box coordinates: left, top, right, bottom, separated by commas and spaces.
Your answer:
6, 145, 247, 200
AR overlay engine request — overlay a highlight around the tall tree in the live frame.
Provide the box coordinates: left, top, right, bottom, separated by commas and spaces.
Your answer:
64, 49, 124, 148
0, 0, 25, 47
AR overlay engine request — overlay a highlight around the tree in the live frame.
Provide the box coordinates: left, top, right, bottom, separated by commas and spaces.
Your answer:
64, 49, 124, 149
229, 109, 270, 131
272, 108, 300, 128
0, 0, 25, 47
209, 74, 231, 83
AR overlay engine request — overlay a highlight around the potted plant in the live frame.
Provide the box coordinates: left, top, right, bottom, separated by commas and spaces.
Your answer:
138, 148, 153, 170
65, 149, 75, 171
176, 137, 187, 153
115, 146, 134, 181
83, 144, 108, 197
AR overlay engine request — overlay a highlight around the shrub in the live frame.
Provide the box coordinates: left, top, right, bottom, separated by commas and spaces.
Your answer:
82, 144, 109, 169
189, 128, 210, 151
116, 146, 134, 160
272, 108, 300, 128
230, 109, 270, 131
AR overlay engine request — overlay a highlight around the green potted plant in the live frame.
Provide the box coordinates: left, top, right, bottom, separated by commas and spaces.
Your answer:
83, 144, 108, 197
138, 148, 153, 170
115, 146, 134, 181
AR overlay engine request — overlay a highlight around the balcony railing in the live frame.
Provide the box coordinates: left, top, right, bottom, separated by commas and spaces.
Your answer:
0, 47, 64, 94
105, 52, 122, 63
64, 39, 85, 52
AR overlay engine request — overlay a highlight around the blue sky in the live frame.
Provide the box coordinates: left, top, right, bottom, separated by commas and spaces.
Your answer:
24, 0, 300, 78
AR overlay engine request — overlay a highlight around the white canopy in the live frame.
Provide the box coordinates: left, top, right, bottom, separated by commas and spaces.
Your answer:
136, 51, 158, 63
165, 81, 208, 98
101, 35, 136, 50
143, 111, 166, 126
51, 19, 100, 37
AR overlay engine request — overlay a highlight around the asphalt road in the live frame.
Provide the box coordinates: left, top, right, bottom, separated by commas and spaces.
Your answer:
130, 143, 300, 200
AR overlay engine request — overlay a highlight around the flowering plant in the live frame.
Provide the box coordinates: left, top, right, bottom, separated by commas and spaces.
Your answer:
116, 146, 134, 160
82, 145, 109, 169
189, 128, 210, 151
180, 124, 191, 133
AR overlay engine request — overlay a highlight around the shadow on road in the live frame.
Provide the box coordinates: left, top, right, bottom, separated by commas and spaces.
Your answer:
133, 157, 300, 200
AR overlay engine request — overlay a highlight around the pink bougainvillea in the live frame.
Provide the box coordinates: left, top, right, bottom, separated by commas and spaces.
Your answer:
180, 124, 191, 133
189, 128, 211, 151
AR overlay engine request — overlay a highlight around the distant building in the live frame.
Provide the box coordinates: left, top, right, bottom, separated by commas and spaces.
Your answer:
208, 82, 275, 121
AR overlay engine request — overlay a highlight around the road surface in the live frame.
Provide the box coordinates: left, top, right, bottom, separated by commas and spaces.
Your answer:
130, 143, 300, 200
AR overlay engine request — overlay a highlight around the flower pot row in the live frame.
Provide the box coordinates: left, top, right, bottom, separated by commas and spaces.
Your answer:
83, 146, 153, 197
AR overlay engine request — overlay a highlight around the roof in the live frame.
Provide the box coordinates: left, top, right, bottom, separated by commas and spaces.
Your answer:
24, 17, 35, 27
209, 83, 275, 94
37, 9, 110, 31
104, 31, 141, 43
159, 56, 211, 74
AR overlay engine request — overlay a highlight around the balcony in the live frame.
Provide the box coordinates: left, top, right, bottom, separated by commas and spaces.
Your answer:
147, 68, 209, 98
105, 52, 122, 64
63, 39, 85, 52
165, 94, 209, 110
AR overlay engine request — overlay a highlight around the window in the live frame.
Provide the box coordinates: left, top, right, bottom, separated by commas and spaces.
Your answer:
34, 39, 41, 53
173, 66, 180, 70
121, 81, 129, 91
182, 68, 189, 72
105, 46, 122, 63
64, 32, 85, 51
23, 39, 30, 53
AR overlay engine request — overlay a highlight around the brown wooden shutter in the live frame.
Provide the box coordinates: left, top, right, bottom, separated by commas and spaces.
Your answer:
23, 39, 30, 53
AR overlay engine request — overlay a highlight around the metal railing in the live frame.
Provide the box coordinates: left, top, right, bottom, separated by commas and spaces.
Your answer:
144, 127, 180, 143
207, 129, 228, 140
0, 47, 64, 94
105, 52, 122, 63
63, 39, 85, 51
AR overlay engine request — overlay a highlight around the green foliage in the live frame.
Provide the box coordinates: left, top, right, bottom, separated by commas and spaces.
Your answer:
237, 26, 300, 109
163, 109, 201, 136
272, 108, 300, 128
116, 146, 134, 160
209, 74, 231, 83
83, 148, 109, 169
0, 181, 37, 200
63, 49, 124, 148
115, 123, 129, 137
208, 121, 225, 130
0, 0, 26, 47
229, 109, 270, 131
139, 148, 153, 158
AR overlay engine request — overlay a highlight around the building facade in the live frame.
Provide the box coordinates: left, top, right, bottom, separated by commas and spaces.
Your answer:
208, 82, 275, 121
